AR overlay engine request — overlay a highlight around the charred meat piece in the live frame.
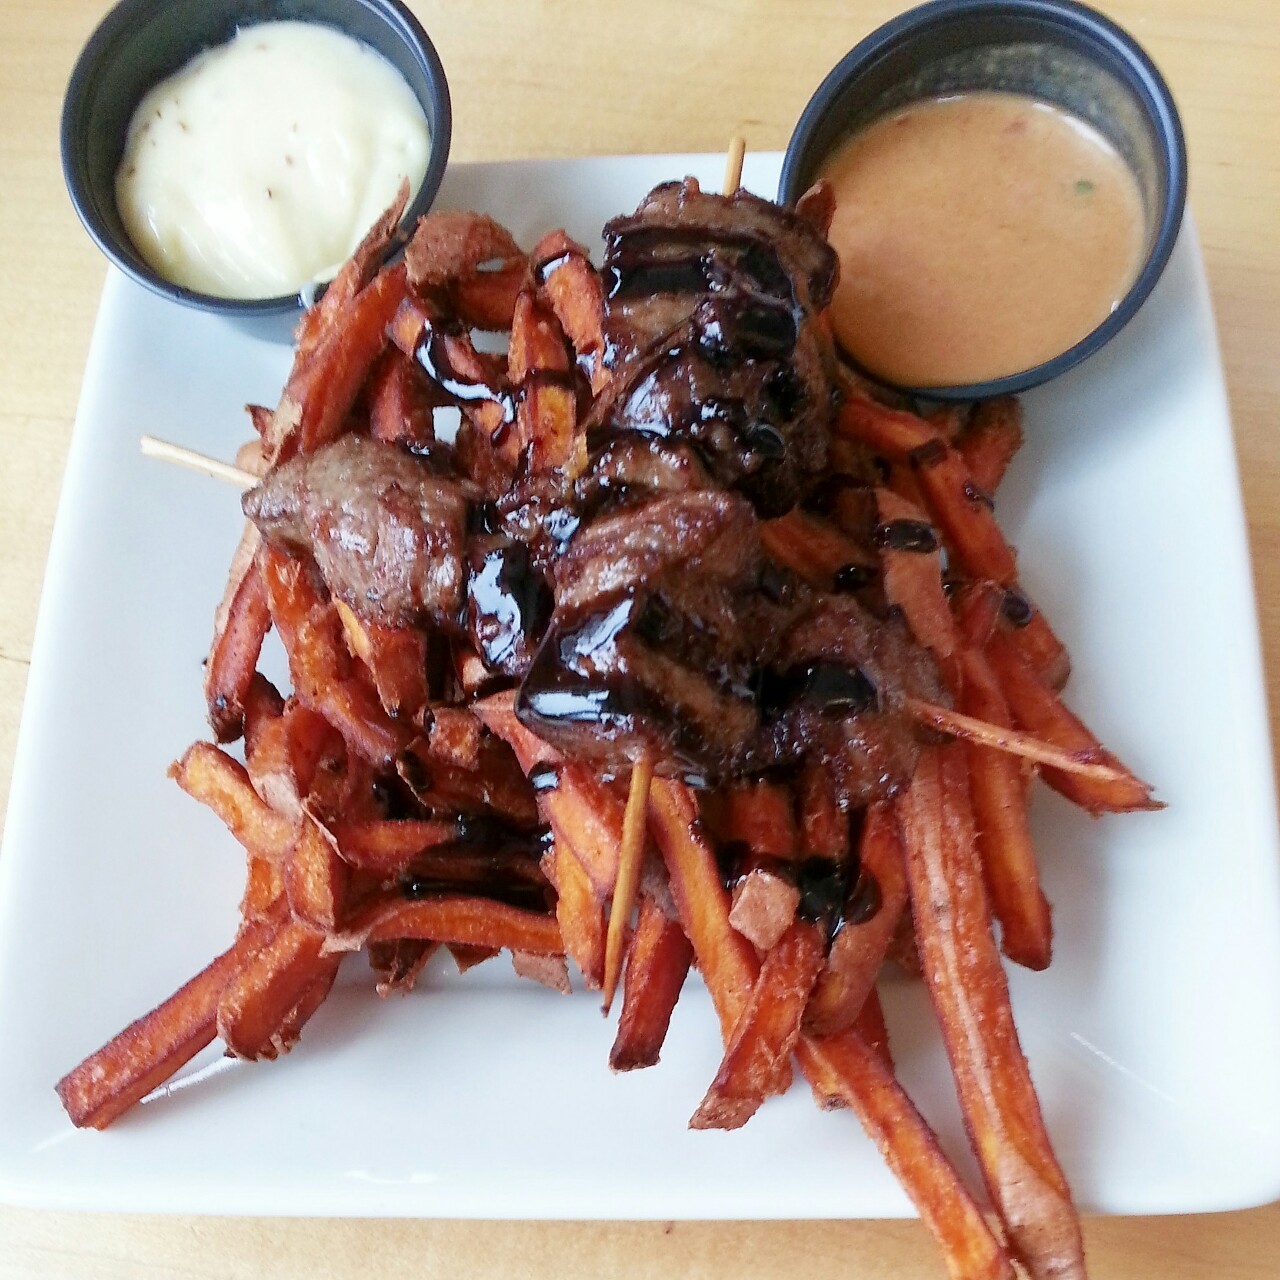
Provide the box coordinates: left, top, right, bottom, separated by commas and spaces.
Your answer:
763, 594, 946, 808
517, 490, 767, 778
594, 179, 839, 515
243, 434, 470, 630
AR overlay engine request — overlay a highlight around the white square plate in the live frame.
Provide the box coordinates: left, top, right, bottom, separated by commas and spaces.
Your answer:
2, 154, 1279, 1218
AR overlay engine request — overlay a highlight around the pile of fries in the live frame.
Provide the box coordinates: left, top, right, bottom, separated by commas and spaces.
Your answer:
57, 184, 1157, 1280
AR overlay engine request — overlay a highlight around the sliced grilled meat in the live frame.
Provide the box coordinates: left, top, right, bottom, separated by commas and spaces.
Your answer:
594, 179, 839, 516
762, 594, 946, 807
243, 434, 470, 630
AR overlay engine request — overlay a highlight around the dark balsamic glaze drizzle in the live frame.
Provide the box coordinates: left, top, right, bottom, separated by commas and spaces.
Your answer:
1000, 587, 1034, 628
874, 519, 939, 554
833, 562, 876, 593
963, 479, 995, 511
529, 762, 561, 792
758, 661, 878, 721
412, 318, 517, 422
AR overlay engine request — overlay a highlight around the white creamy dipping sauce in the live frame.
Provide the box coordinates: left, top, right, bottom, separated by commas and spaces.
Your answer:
115, 21, 431, 299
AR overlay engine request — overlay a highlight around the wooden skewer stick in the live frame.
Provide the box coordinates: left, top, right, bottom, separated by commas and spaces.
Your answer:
141, 435, 257, 489
723, 134, 746, 196
602, 750, 655, 1015
905, 697, 1127, 782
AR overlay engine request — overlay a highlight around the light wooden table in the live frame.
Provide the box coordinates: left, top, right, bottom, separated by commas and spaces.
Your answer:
2, 2, 1277, 1276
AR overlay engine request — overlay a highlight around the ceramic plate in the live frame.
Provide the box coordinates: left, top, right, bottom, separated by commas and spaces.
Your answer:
2, 154, 1279, 1217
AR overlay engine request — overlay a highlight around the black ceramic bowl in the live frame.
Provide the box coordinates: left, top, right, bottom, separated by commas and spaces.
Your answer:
779, 0, 1186, 400
62, 0, 451, 340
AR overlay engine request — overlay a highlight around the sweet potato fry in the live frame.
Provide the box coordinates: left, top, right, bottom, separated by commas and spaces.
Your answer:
692, 918, 826, 1130
956, 395, 1023, 495
452, 256, 528, 331
804, 803, 908, 1036
797, 1030, 1015, 1280
852, 987, 893, 1072
293, 181, 407, 360
760, 507, 874, 589
985, 629, 1160, 813
609, 894, 693, 1071
897, 745, 1085, 1280
259, 546, 410, 768
796, 762, 848, 861
954, 649, 1052, 970
245, 701, 342, 824
56, 911, 282, 1129
204, 524, 271, 742
275, 954, 342, 1049
334, 601, 430, 721
342, 894, 564, 956
874, 487, 957, 658
531, 230, 607, 393
366, 346, 442, 448
169, 743, 296, 863
543, 838, 607, 989
217, 917, 330, 1060
285, 816, 349, 931
269, 261, 409, 464
472, 691, 625, 898
648, 778, 758, 1037
706, 780, 800, 860
836, 397, 1018, 585
241, 855, 285, 925
329, 816, 460, 876
398, 729, 538, 827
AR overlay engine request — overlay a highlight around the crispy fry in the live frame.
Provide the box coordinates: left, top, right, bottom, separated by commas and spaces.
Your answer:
955, 649, 1052, 970
852, 987, 893, 1072
259, 545, 410, 768
796, 762, 848, 861
169, 743, 296, 863
397, 727, 538, 827
609, 894, 693, 1071
285, 816, 349, 931
760, 507, 873, 589
985, 629, 1161, 813
56, 911, 283, 1129
543, 838, 607, 989
366, 347, 440, 448
874, 487, 957, 658
293, 180, 407, 359
898, 745, 1085, 1280
705, 779, 800, 860
329, 816, 460, 876
272, 262, 409, 463
804, 803, 908, 1036
956, 395, 1023, 495
531, 230, 607, 393
204, 523, 271, 742
837, 396, 1018, 584
797, 1030, 1015, 1280
649, 778, 759, 1037
342, 894, 564, 956
692, 918, 826, 1130
246, 701, 343, 824
453, 256, 528, 331
217, 917, 330, 1060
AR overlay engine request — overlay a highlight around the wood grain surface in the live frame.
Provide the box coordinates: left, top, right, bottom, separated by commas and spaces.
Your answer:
2, 2, 1277, 1276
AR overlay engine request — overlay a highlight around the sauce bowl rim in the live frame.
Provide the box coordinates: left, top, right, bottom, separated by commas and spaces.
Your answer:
777, 0, 1188, 401
60, 0, 453, 319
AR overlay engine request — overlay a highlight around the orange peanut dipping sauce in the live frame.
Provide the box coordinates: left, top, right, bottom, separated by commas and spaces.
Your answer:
819, 91, 1146, 387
